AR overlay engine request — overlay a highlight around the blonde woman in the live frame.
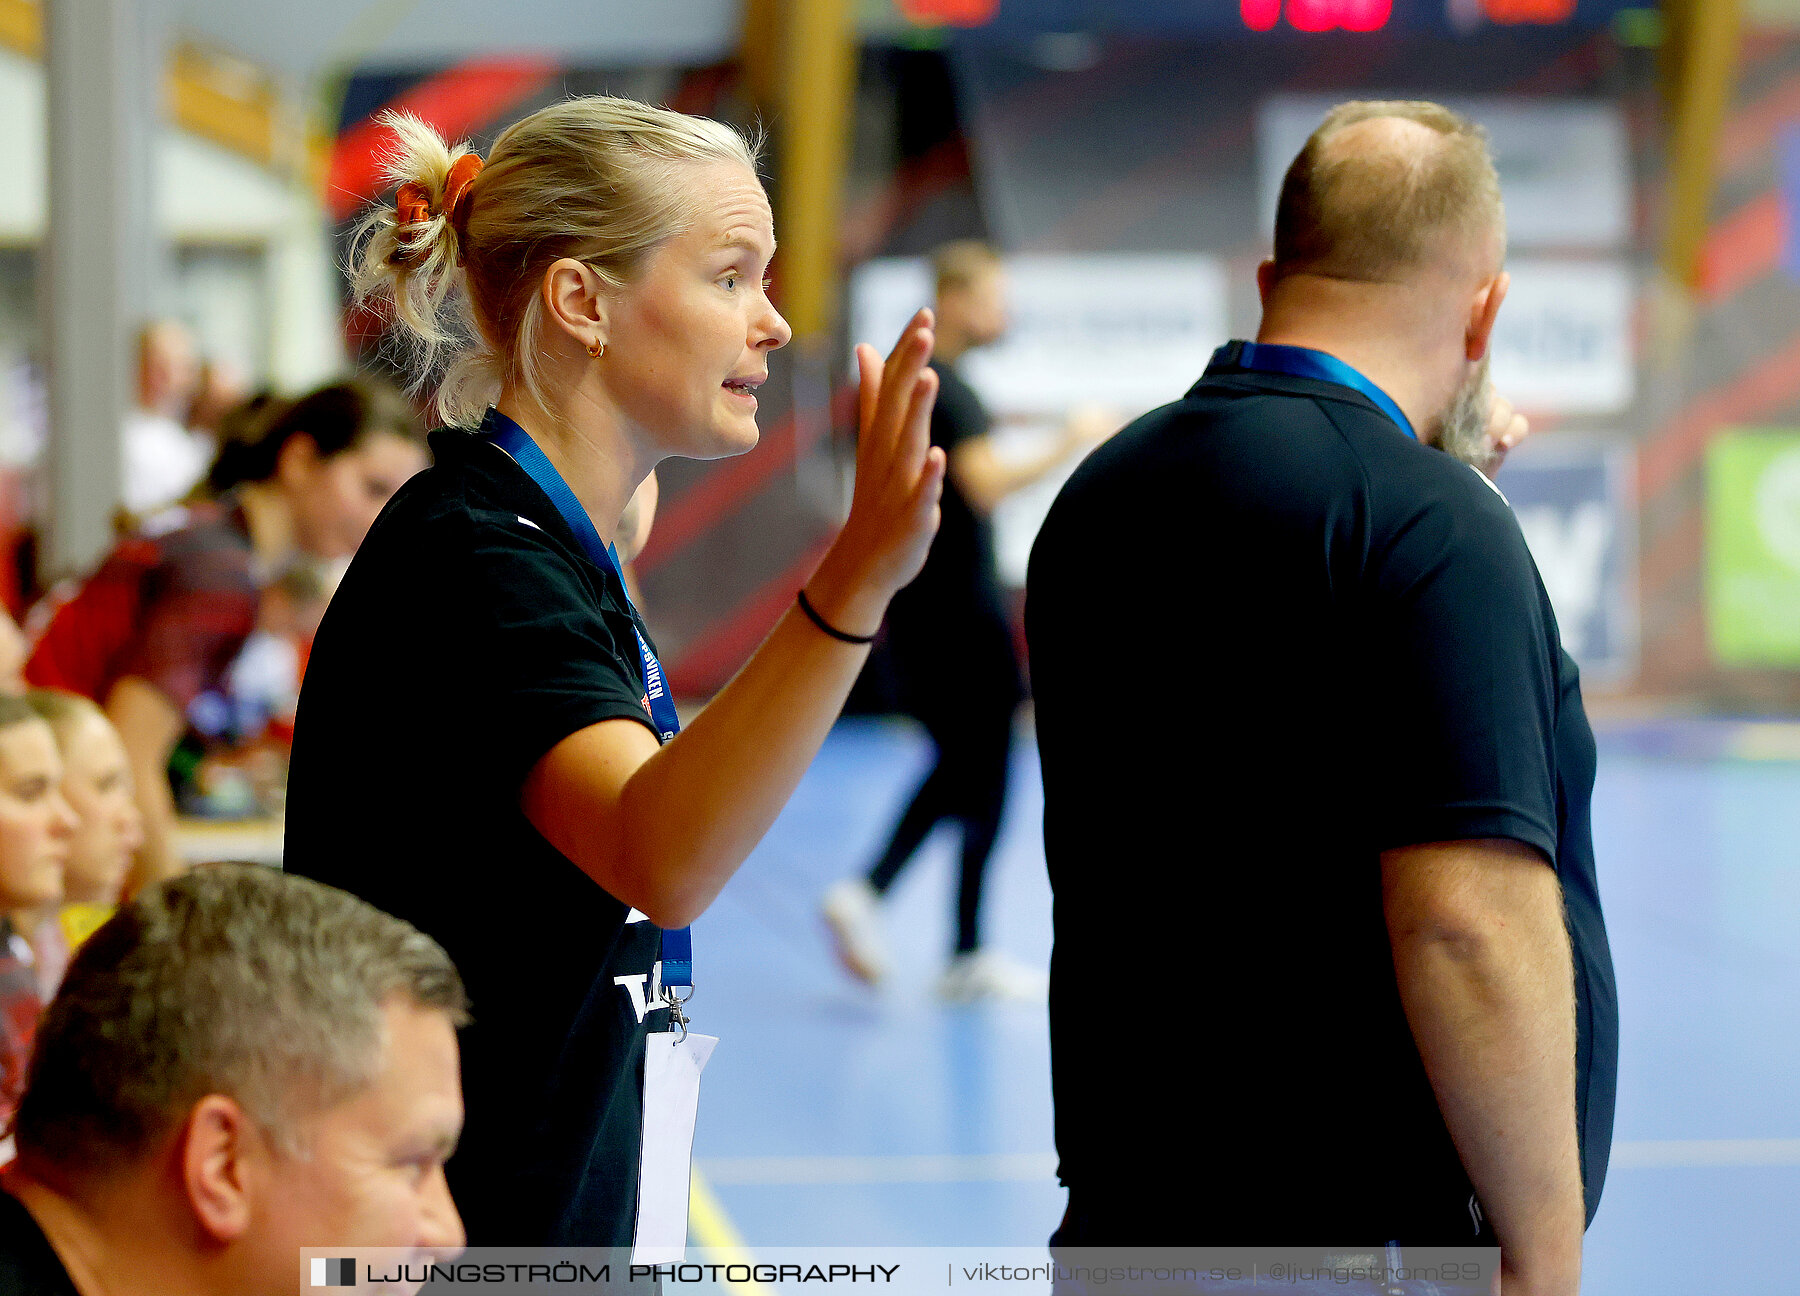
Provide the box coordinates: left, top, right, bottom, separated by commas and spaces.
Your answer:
0, 695, 75, 1131
16, 690, 145, 995
283, 98, 943, 1247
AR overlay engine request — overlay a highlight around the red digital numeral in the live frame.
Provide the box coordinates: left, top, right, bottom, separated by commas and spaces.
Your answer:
1241, 0, 1283, 31
1242, 0, 1394, 31
1481, 0, 1577, 21
898, 0, 1000, 25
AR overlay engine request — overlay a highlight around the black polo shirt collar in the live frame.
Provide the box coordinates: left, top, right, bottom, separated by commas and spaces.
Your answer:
1189, 340, 1417, 443
427, 423, 609, 583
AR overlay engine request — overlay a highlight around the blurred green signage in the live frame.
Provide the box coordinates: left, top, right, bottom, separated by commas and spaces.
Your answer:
1707, 430, 1800, 666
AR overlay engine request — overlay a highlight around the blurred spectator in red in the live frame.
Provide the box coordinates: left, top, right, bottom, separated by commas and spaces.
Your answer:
122, 322, 209, 519
25, 379, 425, 894
13, 691, 144, 997
0, 695, 75, 1132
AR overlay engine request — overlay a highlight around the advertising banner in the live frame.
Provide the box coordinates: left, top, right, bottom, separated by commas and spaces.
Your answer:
1488, 260, 1635, 416
1706, 430, 1800, 667
849, 255, 1227, 418
1500, 436, 1637, 685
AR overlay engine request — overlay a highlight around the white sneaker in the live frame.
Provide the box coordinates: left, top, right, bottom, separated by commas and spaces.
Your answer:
822, 878, 889, 986
935, 949, 1047, 1004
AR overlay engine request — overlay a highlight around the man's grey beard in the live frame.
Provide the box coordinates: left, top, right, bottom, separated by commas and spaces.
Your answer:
1432, 354, 1493, 469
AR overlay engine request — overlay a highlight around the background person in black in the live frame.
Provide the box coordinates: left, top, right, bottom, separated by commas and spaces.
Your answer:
283, 98, 945, 1246
823, 241, 1113, 1001
1027, 102, 1614, 1296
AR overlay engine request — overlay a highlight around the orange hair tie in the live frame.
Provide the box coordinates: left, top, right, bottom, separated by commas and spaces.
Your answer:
388, 153, 483, 266
393, 181, 431, 227
443, 153, 484, 225
390, 181, 432, 265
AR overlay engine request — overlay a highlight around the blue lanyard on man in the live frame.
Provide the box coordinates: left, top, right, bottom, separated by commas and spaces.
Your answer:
1229, 340, 1417, 441
483, 409, 694, 994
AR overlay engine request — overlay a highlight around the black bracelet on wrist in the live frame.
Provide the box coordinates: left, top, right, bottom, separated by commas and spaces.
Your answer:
797, 589, 876, 645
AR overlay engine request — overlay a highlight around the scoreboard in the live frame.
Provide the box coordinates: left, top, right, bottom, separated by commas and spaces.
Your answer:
897, 0, 1644, 34
1241, 0, 1597, 30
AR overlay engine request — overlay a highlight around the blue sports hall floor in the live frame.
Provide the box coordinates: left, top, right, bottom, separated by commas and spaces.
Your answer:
685, 714, 1800, 1295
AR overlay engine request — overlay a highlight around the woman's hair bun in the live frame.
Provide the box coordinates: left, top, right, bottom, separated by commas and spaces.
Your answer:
348, 112, 481, 395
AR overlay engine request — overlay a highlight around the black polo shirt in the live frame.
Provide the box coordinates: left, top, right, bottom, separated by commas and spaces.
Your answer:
885, 359, 1023, 720
285, 425, 671, 1245
906, 358, 1003, 618
1026, 343, 1617, 1243
0, 1189, 78, 1295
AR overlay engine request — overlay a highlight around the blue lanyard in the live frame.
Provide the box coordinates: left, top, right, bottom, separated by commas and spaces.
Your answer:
483, 409, 692, 990
1230, 341, 1416, 441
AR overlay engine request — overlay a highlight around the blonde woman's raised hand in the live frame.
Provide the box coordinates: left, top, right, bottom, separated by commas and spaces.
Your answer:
807, 309, 946, 636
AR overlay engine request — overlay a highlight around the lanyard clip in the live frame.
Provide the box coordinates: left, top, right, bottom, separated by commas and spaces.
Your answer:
661, 986, 692, 1044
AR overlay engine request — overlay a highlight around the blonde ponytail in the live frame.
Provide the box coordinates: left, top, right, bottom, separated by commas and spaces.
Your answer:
349, 112, 496, 425
349, 97, 760, 430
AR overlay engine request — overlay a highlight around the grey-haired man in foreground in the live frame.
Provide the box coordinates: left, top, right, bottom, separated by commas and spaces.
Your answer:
0, 862, 468, 1295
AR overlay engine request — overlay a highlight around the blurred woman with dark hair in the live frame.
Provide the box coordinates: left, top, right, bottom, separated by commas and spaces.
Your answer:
24, 377, 426, 892
194, 386, 285, 498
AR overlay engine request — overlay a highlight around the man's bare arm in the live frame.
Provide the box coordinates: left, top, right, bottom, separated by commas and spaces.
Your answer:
105, 675, 188, 897
1382, 838, 1583, 1296
949, 406, 1118, 513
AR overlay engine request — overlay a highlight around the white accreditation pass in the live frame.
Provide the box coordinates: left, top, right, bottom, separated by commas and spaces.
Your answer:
624, 909, 715, 1263
633, 1025, 717, 1261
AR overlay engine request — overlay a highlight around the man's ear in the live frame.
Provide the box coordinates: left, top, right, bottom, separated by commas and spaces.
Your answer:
180, 1095, 263, 1243
541, 258, 609, 355
1255, 259, 1279, 309
1466, 269, 1509, 363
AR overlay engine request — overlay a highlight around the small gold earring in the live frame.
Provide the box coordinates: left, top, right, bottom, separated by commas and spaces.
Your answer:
587, 339, 604, 359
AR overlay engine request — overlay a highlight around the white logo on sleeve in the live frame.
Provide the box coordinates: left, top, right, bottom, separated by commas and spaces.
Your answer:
615, 960, 665, 1022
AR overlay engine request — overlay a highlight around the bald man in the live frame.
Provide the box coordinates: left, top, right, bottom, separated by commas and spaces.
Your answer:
122, 321, 209, 518
1027, 102, 1615, 1295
